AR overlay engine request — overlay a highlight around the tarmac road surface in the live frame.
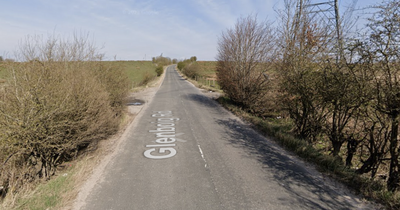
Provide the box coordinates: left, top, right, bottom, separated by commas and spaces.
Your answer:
80, 65, 375, 210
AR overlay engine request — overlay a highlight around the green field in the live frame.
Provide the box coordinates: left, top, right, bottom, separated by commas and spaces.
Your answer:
192, 61, 219, 89
0, 61, 159, 87
196, 61, 217, 77
105, 61, 158, 88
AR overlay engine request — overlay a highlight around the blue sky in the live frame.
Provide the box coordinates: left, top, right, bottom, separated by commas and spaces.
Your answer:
1, 0, 379, 61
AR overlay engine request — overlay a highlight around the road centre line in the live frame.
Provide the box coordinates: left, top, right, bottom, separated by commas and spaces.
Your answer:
198, 144, 208, 168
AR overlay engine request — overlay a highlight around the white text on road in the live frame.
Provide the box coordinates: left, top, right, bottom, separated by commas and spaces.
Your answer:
144, 111, 181, 159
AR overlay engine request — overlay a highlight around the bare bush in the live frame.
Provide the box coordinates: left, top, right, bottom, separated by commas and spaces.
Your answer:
0, 33, 128, 197
355, 0, 400, 192
276, 0, 400, 195
91, 62, 130, 114
276, 0, 330, 141
216, 15, 275, 113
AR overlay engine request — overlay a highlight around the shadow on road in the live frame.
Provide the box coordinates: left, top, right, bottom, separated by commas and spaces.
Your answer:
215, 118, 364, 210
184, 93, 220, 109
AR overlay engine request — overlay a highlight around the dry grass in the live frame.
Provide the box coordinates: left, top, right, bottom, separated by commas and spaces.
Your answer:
0, 63, 7, 84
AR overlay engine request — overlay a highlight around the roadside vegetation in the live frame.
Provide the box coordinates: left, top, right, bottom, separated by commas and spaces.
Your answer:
0, 32, 171, 209
178, 57, 220, 90
2, 0, 399, 208
184, 0, 400, 209
0, 33, 130, 208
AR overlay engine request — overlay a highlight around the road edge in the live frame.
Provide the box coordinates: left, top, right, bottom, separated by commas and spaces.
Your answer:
70, 65, 170, 210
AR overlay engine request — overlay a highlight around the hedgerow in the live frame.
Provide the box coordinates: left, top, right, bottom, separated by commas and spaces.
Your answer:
0, 33, 129, 198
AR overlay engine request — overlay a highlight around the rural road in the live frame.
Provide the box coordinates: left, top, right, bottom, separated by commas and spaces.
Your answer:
78, 65, 375, 210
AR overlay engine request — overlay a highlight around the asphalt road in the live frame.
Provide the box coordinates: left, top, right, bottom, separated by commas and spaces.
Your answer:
81, 65, 374, 210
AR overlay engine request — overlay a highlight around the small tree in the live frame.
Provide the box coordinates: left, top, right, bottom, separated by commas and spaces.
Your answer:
361, 0, 400, 192
318, 62, 370, 157
216, 15, 275, 113
277, 0, 330, 141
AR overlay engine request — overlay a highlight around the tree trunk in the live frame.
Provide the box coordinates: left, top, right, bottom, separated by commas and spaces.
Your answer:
388, 114, 400, 192
332, 138, 344, 157
345, 138, 358, 167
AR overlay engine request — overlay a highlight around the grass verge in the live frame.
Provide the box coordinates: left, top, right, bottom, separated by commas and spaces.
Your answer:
1, 164, 75, 210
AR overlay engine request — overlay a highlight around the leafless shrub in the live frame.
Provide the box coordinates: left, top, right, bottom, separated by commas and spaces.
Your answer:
276, 0, 330, 141
277, 0, 400, 194
0, 33, 128, 197
216, 15, 276, 114
91, 62, 130, 114
355, 0, 400, 192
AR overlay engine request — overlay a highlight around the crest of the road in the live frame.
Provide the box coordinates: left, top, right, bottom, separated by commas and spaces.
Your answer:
79, 65, 374, 210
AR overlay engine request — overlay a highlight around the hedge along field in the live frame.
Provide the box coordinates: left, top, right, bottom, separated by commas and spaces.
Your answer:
0, 34, 130, 203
